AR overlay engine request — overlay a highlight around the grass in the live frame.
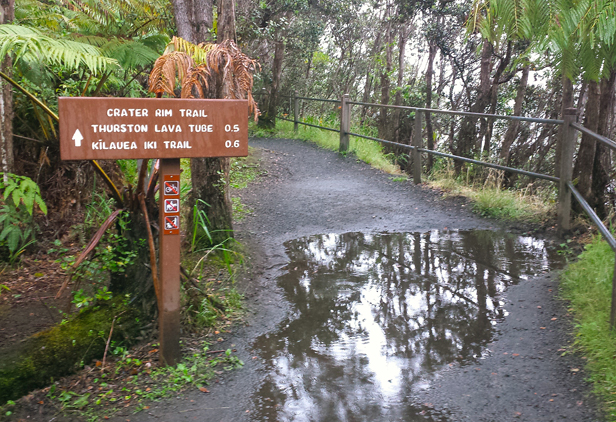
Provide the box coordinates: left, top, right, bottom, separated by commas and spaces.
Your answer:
560, 236, 616, 420
251, 119, 401, 175
427, 163, 555, 223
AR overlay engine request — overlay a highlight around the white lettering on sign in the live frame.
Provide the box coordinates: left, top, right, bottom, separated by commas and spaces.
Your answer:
91, 124, 148, 133
106, 108, 149, 117
188, 124, 213, 132
155, 125, 182, 133
163, 141, 192, 149
155, 109, 172, 117
179, 109, 208, 117
92, 141, 138, 150
144, 141, 157, 149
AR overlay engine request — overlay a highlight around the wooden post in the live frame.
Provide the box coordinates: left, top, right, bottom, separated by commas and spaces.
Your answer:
557, 108, 577, 234
293, 90, 299, 133
412, 110, 422, 184
159, 158, 182, 366
339, 94, 350, 153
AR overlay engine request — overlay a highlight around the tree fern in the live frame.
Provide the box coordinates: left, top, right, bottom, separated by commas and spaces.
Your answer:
0, 24, 118, 74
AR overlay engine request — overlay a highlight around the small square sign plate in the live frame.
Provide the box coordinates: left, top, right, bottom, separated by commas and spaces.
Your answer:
164, 215, 180, 234
164, 199, 179, 213
164, 180, 180, 196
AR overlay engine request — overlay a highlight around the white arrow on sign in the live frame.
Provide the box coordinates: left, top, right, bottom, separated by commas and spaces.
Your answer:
72, 129, 83, 147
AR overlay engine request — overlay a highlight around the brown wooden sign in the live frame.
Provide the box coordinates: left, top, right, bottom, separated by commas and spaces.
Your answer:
59, 97, 248, 160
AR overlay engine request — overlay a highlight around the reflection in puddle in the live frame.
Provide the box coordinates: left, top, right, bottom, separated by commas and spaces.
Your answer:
252, 230, 563, 421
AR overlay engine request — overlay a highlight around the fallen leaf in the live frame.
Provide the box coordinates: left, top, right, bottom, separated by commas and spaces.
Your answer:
199, 387, 210, 393
148, 349, 158, 354
549, 399, 554, 402
512, 353, 520, 357
214, 331, 220, 335
537, 306, 542, 309
571, 368, 580, 372
95, 361, 102, 367
38, 401, 44, 405
540, 327, 546, 329
551, 318, 558, 321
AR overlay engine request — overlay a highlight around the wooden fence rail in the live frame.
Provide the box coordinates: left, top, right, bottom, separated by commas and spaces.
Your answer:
270, 91, 616, 328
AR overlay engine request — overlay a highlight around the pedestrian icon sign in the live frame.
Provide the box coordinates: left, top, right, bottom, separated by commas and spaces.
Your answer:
165, 216, 179, 230
165, 199, 179, 213
164, 181, 179, 196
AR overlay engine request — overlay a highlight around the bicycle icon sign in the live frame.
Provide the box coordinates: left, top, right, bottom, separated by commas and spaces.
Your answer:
164, 181, 179, 196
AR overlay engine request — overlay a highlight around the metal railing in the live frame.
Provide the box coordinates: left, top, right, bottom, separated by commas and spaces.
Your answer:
270, 90, 616, 328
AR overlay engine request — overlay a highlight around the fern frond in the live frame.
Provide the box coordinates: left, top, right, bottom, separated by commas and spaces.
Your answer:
148, 51, 194, 96
0, 24, 118, 74
165, 36, 215, 65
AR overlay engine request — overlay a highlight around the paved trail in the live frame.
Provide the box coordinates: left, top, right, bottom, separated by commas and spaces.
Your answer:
125, 138, 597, 422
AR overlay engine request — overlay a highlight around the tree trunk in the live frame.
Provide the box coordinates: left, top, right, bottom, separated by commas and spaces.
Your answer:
171, 0, 235, 245
501, 64, 530, 163
454, 38, 492, 173
483, 41, 512, 154
425, 39, 437, 171
378, 12, 393, 140
217, 0, 236, 42
572, 80, 599, 204
0, 0, 14, 174
394, 25, 409, 144
266, 39, 284, 126
194, 0, 214, 42
590, 70, 616, 218
171, 0, 195, 41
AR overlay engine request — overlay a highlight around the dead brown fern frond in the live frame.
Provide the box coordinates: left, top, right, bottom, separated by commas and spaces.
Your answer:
181, 64, 211, 98
148, 51, 194, 96
206, 40, 260, 120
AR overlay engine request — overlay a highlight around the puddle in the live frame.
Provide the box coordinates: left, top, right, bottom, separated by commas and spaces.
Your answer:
251, 230, 564, 421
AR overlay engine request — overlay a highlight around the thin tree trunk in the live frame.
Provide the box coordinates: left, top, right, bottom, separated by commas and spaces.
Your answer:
572, 80, 599, 203
590, 70, 616, 218
394, 25, 410, 143
267, 40, 284, 125
378, 9, 393, 140
500, 64, 530, 163
0, 0, 14, 174
483, 41, 511, 154
454, 38, 492, 172
425, 39, 437, 170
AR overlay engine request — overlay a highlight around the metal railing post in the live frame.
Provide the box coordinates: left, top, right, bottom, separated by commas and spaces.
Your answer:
611, 261, 616, 330
293, 90, 299, 133
339, 94, 350, 153
557, 108, 577, 233
412, 110, 422, 184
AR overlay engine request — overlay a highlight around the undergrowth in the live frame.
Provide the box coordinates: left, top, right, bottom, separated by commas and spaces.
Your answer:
560, 236, 616, 420
427, 163, 555, 223
251, 119, 401, 175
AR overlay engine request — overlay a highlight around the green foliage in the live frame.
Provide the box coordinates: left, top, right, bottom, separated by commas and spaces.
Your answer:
560, 237, 616, 420
0, 174, 46, 262
0, 173, 47, 216
0, 24, 118, 74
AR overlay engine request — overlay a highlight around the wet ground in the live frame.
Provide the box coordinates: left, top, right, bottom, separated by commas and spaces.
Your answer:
123, 137, 598, 422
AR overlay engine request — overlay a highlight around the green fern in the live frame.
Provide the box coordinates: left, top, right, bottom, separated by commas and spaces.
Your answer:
0, 24, 118, 74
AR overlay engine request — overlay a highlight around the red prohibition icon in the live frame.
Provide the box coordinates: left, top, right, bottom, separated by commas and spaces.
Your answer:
165, 216, 179, 230
164, 181, 179, 196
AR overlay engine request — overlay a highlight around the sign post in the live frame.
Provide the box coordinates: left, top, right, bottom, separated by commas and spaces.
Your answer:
59, 97, 248, 365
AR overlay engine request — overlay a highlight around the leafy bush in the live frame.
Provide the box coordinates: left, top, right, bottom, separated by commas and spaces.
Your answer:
0, 173, 47, 262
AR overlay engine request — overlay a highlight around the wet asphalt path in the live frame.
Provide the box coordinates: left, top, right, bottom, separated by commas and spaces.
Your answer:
122, 137, 598, 422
